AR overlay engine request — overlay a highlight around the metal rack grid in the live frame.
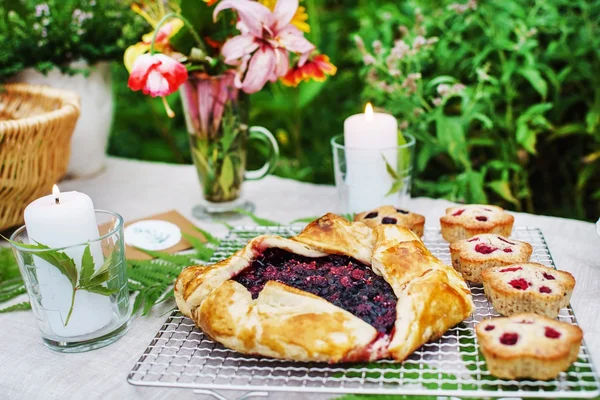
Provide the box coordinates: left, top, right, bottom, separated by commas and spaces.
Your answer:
128, 226, 600, 399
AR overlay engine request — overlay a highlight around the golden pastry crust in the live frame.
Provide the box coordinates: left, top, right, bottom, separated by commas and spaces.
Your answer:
176, 214, 474, 363
354, 205, 425, 237
481, 263, 575, 318
440, 204, 514, 242
449, 234, 533, 283
293, 213, 373, 265
476, 313, 582, 380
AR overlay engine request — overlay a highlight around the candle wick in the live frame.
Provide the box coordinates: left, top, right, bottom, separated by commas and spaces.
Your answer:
55, 196, 60, 205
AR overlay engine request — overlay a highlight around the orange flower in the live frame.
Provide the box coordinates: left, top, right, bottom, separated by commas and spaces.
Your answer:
281, 54, 337, 87
203, 0, 219, 6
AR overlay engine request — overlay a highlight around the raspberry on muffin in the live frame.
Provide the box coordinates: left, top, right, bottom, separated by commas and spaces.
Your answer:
440, 204, 514, 242
481, 262, 575, 318
354, 205, 425, 237
476, 313, 582, 380
449, 234, 533, 283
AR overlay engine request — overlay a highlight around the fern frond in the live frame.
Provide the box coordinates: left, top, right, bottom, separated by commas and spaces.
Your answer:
135, 249, 199, 266
0, 302, 31, 313
194, 226, 220, 245
0, 286, 26, 302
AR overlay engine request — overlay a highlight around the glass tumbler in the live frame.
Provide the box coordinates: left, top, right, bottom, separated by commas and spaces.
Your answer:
9, 210, 130, 352
331, 133, 416, 215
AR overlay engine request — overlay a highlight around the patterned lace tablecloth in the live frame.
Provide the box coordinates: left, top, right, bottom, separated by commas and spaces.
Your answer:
1, 157, 599, 400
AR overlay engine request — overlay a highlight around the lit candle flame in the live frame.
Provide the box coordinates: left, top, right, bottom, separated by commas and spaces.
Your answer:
365, 102, 374, 122
52, 184, 60, 205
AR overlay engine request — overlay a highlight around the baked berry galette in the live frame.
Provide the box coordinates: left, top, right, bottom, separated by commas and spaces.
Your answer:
440, 204, 514, 242
476, 313, 582, 380
354, 205, 425, 237
449, 234, 533, 283
175, 213, 474, 363
481, 263, 575, 318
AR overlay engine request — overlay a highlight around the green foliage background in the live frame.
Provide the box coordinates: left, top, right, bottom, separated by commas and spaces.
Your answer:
2, 0, 598, 221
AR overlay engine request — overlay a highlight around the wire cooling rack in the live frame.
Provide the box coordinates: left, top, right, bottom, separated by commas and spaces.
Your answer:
128, 226, 600, 399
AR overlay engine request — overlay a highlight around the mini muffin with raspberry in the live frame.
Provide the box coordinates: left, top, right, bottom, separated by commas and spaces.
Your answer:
449, 234, 533, 283
440, 204, 514, 242
481, 263, 575, 318
354, 205, 425, 237
476, 313, 582, 380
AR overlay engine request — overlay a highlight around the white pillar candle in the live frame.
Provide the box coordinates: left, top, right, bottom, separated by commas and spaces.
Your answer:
24, 186, 113, 337
343, 103, 398, 213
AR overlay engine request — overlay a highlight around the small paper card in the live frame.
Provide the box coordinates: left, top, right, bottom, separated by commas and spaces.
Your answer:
124, 210, 206, 260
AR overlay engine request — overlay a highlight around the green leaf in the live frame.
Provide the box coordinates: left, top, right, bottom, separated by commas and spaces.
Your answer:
519, 68, 548, 99
298, 81, 326, 108
488, 180, 520, 207
219, 155, 235, 199
8, 241, 78, 287
435, 114, 470, 169
0, 286, 26, 302
82, 285, 118, 296
79, 246, 94, 286
194, 226, 220, 246
0, 302, 31, 313
290, 216, 320, 224
233, 208, 280, 226
182, 233, 214, 261
385, 180, 405, 197
382, 154, 399, 180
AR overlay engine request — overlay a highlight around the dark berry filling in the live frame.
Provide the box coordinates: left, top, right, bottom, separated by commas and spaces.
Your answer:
484, 208, 493, 211
381, 217, 397, 224
509, 278, 530, 290
545, 327, 561, 339
543, 273, 556, 280
452, 209, 465, 216
233, 248, 397, 333
519, 319, 533, 324
497, 237, 516, 245
476, 216, 488, 222
475, 243, 497, 254
539, 286, 552, 294
500, 266, 522, 273
365, 212, 378, 219
503, 248, 513, 253
484, 324, 495, 331
467, 237, 479, 242
395, 209, 409, 214
499, 332, 519, 345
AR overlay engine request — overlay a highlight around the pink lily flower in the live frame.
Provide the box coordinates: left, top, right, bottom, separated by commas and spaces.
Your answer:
128, 53, 188, 97
214, 0, 316, 93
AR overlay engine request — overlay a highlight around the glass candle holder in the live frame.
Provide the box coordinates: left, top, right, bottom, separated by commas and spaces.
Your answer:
9, 210, 130, 353
331, 133, 416, 215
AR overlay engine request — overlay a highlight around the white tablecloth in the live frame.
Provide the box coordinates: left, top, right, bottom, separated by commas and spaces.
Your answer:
1, 157, 599, 400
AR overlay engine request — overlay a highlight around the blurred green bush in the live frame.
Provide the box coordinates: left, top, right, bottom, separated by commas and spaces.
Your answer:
107, 0, 598, 221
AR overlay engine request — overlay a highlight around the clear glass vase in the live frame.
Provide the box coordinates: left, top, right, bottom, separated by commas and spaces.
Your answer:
180, 72, 279, 218
331, 133, 416, 214
9, 210, 130, 352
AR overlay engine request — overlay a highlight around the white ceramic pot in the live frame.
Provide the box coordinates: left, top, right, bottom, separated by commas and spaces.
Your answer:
14, 61, 114, 178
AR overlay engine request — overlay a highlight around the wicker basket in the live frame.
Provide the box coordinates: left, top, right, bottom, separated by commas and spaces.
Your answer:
0, 83, 80, 231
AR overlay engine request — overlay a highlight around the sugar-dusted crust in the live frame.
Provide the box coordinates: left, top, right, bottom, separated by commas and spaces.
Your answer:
449, 234, 533, 283
481, 263, 575, 318
476, 313, 582, 380
440, 204, 514, 242
175, 214, 474, 363
354, 205, 425, 237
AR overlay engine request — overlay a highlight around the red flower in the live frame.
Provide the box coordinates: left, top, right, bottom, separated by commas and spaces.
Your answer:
128, 53, 188, 97
281, 54, 336, 87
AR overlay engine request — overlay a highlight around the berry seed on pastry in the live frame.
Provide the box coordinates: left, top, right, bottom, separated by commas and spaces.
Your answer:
440, 204, 514, 242
481, 262, 575, 318
449, 234, 533, 283
476, 313, 582, 380
354, 205, 425, 237
175, 213, 474, 363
